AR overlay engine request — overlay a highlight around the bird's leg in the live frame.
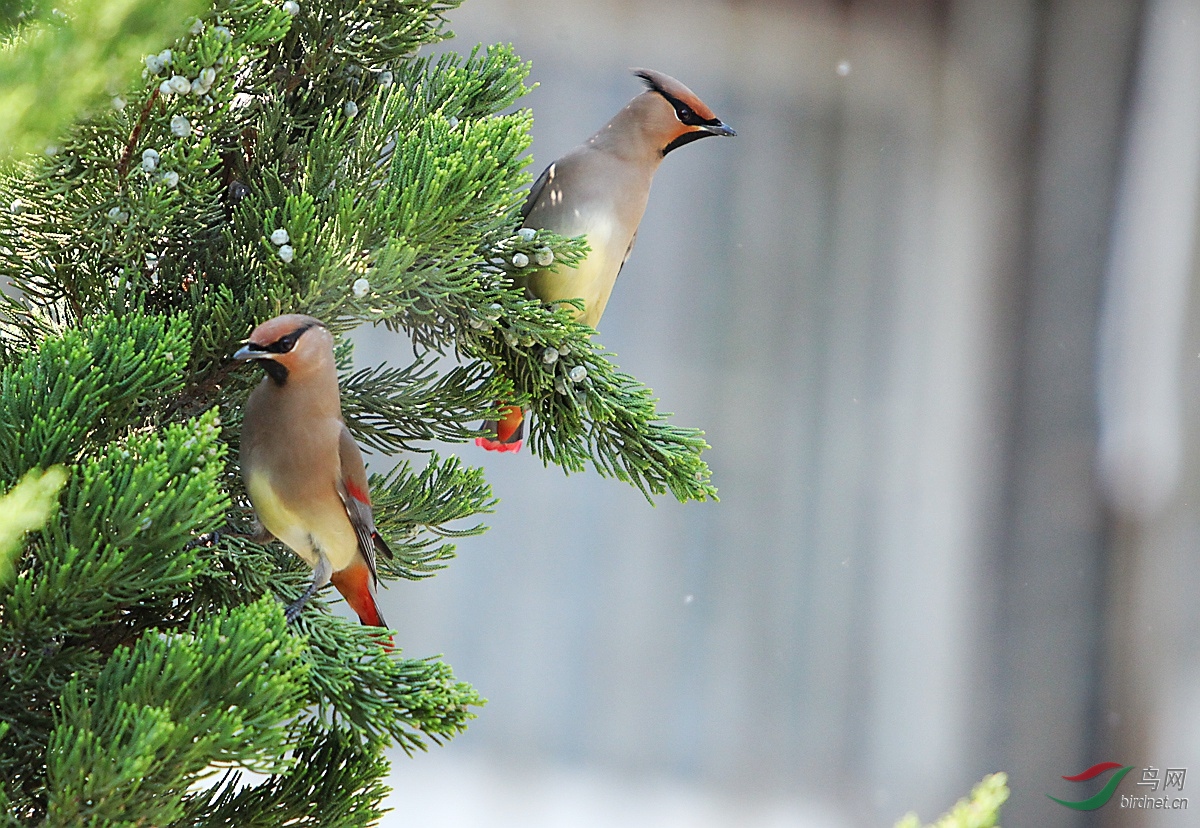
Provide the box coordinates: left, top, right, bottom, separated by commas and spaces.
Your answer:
204, 520, 275, 546
285, 550, 333, 623
247, 519, 274, 545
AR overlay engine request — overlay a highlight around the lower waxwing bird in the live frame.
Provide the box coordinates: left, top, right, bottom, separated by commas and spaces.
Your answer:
234, 314, 393, 627
477, 68, 735, 452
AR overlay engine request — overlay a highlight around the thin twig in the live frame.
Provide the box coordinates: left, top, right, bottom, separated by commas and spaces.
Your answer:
117, 87, 161, 181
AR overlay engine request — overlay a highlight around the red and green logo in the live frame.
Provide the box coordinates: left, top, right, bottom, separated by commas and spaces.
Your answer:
1047, 762, 1135, 810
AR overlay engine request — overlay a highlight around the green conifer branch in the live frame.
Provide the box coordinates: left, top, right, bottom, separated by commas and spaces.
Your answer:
894, 773, 1009, 828
44, 599, 310, 826
174, 726, 390, 828
368, 452, 495, 579
339, 357, 503, 451
0, 313, 191, 480
294, 614, 482, 749
0, 402, 229, 811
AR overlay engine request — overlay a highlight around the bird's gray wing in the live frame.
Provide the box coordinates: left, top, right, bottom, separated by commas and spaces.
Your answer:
337, 424, 392, 585
522, 162, 554, 221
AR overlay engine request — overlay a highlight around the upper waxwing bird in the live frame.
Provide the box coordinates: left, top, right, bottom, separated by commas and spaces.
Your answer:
234, 314, 393, 627
477, 68, 735, 452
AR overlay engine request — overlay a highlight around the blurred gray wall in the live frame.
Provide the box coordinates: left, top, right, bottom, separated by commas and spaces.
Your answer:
351, 1, 1200, 826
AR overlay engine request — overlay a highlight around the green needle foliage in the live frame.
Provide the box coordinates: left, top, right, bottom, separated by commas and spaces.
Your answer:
894, 773, 1009, 828
0, 0, 717, 822
45, 599, 309, 827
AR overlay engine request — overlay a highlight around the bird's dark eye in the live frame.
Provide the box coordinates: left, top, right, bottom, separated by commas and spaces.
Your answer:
673, 104, 708, 127
266, 326, 310, 353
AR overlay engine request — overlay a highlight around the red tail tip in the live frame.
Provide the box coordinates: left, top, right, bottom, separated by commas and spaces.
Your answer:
475, 436, 523, 453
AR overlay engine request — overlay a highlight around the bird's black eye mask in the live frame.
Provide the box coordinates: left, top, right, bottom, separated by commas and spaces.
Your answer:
667, 98, 716, 128
248, 323, 316, 355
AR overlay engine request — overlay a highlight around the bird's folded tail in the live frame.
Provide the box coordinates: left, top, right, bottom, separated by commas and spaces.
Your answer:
330, 559, 389, 634
475, 404, 524, 452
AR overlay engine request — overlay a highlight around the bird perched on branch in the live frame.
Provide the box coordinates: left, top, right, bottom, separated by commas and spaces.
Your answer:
477, 68, 736, 453
234, 314, 392, 627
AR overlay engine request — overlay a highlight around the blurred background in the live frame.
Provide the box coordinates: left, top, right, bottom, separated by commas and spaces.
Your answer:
352, 0, 1200, 825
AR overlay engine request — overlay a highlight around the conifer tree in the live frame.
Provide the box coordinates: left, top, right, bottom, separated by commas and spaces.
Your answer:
0, 0, 716, 823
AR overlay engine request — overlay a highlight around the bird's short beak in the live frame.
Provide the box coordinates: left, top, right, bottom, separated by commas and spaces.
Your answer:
704, 122, 736, 138
233, 344, 266, 361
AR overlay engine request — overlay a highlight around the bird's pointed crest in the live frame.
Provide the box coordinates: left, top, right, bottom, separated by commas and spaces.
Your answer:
632, 68, 719, 122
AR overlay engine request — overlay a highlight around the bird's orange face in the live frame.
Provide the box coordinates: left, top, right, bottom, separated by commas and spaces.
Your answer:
633, 68, 736, 156
233, 313, 332, 385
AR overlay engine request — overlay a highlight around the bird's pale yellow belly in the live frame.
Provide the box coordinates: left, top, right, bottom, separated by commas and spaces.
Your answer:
525, 216, 621, 329
246, 471, 358, 571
